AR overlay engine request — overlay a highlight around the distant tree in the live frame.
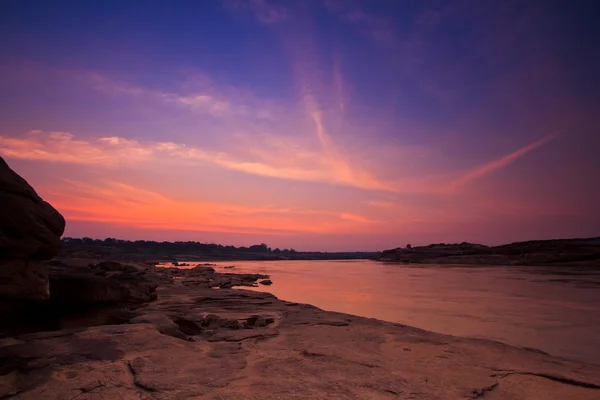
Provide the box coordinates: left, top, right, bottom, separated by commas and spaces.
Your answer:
249, 243, 269, 253
273, 248, 281, 254
406, 244, 412, 249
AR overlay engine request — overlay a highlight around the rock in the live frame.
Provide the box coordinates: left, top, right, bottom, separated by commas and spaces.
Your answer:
0, 260, 49, 301
207, 328, 279, 342
202, 314, 227, 329
0, 157, 65, 302
48, 262, 157, 304
130, 312, 186, 340
192, 265, 215, 273
220, 319, 242, 330
0, 157, 65, 260
246, 315, 268, 327
172, 317, 204, 335
1, 279, 599, 399
223, 265, 235, 269
91, 261, 138, 273
199, 314, 241, 330
259, 279, 272, 285
219, 281, 233, 289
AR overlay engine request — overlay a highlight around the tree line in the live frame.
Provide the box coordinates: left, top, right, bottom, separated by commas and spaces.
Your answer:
61, 237, 297, 254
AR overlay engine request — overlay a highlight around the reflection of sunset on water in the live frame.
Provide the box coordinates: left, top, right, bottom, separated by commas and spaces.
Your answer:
158, 260, 600, 365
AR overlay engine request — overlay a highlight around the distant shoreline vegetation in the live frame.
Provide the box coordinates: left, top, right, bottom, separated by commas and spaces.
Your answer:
59, 237, 379, 261
58, 236, 600, 265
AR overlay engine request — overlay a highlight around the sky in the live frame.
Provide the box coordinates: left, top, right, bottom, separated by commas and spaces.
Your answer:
1, 0, 599, 251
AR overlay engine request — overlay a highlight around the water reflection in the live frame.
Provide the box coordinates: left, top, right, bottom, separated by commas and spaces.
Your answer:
160, 260, 600, 365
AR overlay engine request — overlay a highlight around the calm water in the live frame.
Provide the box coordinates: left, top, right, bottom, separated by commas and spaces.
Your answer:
171, 260, 600, 365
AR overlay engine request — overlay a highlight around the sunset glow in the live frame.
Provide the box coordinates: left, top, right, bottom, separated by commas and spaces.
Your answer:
1, 1, 598, 250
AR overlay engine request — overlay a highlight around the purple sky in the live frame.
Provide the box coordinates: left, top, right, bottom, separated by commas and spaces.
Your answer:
1, 0, 599, 251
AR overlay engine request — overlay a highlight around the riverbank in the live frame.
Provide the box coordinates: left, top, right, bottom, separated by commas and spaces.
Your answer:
1, 259, 599, 399
377, 238, 600, 266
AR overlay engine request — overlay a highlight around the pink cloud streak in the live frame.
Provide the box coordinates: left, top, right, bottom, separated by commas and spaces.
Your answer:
450, 132, 560, 190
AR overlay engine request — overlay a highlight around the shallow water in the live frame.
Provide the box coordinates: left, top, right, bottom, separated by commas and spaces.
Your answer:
167, 260, 600, 365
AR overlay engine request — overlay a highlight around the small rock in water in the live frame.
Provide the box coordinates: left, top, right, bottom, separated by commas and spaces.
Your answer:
259, 279, 272, 285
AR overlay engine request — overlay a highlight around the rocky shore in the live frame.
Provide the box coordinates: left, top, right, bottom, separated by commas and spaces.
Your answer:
377, 240, 600, 266
1, 156, 600, 399
2, 259, 600, 399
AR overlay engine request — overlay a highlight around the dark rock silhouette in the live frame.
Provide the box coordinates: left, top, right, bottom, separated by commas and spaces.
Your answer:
377, 239, 600, 266
0, 157, 65, 301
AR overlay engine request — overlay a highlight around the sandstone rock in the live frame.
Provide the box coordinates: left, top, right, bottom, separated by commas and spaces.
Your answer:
207, 328, 280, 342
130, 312, 187, 340
219, 281, 233, 289
0, 260, 49, 301
48, 262, 158, 304
0, 157, 65, 301
1, 275, 599, 399
246, 315, 270, 328
0, 157, 65, 260
171, 317, 203, 335
192, 265, 215, 273
91, 261, 138, 273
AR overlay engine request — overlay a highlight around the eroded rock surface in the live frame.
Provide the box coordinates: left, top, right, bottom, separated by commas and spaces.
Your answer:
0, 157, 65, 261
1, 261, 599, 400
0, 157, 66, 301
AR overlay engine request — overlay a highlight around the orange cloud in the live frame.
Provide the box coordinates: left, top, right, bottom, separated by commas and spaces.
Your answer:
1, 129, 558, 197
39, 179, 376, 235
339, 213, 380, 223
366, 200, 398, 208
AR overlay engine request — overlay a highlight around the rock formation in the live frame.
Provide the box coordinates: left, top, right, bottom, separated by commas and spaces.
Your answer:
1, 266, 599, 399
0, 158, 161, 337
377, 239, 600, 266
0, 157, 65, 301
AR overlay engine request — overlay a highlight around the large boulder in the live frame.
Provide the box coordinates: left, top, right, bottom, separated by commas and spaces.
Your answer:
0, 157, 65, 301
0, 157, 65, 260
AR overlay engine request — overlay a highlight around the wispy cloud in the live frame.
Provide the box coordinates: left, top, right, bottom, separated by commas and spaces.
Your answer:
366, 200, 397, 208
86, 73, 265, 118
323, 0, 397, 47
450, 132, 560, 190
0, 130, 558, 195
0, 130, 395, 192
222, 0, 288, 24
340, 213, 379, 223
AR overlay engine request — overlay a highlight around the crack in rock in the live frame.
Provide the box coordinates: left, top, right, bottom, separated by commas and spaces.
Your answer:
470, 382, 498, 399
491, 371, 600, 389
127, 361, 158, 393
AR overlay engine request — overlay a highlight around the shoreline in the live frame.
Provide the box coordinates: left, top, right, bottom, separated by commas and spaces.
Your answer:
2, 259, 600, 399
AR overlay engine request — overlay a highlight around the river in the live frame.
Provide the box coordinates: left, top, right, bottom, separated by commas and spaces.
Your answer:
164, 259, 600, 365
